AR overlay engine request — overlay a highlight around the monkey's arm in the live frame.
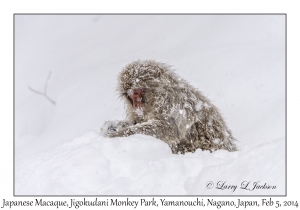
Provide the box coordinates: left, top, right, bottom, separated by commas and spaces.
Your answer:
107, 119, 193, 154
100, 120, 134, 137
107, 120, 163, 137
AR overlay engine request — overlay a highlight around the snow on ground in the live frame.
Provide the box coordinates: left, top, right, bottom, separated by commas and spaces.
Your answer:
15, 15, 285, 195
15, 132, 284, 195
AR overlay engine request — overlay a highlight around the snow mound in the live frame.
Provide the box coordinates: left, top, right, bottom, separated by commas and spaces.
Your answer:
15, 132, 284, 195
186, 139, 285, 195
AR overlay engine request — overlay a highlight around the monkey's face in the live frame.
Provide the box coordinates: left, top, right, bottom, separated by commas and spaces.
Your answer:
126, 88, 143, 110
118, 60, 167, 114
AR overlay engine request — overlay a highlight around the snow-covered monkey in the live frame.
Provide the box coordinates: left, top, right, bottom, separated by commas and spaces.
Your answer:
101, 60, 237, 154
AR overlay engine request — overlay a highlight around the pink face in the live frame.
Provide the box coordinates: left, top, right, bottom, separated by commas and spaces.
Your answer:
127, 88, 143, 109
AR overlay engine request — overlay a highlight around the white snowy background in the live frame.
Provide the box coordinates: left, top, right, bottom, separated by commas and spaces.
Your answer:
15, 15, 285, 195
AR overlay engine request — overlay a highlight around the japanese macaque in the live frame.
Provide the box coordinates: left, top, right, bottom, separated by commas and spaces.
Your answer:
101, 60, 237, 154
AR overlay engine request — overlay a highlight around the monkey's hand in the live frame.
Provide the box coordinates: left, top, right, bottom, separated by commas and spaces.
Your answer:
106, 120, 164, 138
100, 120, 133, 137
107, 123, 151, 138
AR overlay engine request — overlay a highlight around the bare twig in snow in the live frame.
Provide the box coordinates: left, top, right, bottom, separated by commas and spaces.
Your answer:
28, 71, 56, 105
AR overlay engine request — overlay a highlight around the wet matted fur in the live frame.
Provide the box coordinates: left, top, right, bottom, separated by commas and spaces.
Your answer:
101, 60, 237, 154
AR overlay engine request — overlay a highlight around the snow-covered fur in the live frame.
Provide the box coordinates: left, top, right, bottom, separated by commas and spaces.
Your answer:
101, 60, 237, 154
